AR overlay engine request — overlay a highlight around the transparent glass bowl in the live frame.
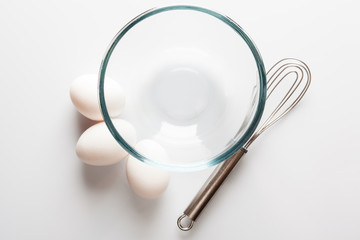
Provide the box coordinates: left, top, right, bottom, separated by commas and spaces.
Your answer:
99, 5, 266, 171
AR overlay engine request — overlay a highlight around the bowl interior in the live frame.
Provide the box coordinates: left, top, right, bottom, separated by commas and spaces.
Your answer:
99, 6, 266, 171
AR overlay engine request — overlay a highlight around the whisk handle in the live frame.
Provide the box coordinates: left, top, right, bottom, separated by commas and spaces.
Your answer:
177, 148, 247, 231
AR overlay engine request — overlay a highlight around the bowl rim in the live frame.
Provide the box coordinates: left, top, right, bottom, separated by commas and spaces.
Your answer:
99, 5, 267, 171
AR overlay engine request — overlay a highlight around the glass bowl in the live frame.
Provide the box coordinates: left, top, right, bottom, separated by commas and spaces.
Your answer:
99, 5, 266, 171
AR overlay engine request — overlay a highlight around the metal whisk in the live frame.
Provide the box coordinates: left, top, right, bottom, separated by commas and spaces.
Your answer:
177, 58, 311, 231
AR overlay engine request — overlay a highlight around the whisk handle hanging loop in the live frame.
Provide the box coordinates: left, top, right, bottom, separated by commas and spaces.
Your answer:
177, 148, 247, 231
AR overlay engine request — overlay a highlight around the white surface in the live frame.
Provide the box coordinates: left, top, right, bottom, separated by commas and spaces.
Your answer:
0, 0, 359, 239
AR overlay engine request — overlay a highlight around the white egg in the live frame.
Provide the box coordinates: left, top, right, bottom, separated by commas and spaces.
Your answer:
76, 119, 136, 166
70, 74, 125, 121
126, 140, 170, 200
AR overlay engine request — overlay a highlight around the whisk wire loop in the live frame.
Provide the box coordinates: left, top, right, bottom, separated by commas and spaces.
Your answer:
244, 58, 311, 148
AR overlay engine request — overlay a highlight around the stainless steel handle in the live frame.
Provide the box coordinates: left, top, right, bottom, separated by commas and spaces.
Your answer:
177, 148, 247, 231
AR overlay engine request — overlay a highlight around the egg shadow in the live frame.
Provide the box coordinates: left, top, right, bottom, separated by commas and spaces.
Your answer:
76, 112, 98, 138
123, 180, 164, 234
81, 162, 121, 190
127, 188, 162, 215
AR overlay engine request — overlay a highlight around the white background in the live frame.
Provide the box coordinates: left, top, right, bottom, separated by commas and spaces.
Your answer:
1, 0, 359, 239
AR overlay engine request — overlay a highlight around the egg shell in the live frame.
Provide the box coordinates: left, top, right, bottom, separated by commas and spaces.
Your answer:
126, 140, 170, 200
76, 119, 136, 166
70, 74, 125, 121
